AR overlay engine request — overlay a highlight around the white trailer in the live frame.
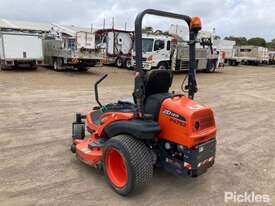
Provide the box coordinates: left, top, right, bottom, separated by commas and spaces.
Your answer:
132, 33, 219, 72
0, 31, 43, 70
43, 25, 103, 71
235, 45, 269, 65
213, 39, 241, 66
95, 29, 134, 69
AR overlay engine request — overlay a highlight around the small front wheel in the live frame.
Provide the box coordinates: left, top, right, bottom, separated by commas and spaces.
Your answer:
103, 135, 153, 195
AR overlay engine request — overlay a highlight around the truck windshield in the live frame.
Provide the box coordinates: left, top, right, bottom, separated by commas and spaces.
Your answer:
142, 38, 154, 52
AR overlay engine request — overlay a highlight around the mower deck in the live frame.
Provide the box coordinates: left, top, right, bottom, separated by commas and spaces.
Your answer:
74, 136, 103, 167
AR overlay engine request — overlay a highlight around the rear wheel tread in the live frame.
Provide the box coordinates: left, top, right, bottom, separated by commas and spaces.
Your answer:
104, 135, 153, 195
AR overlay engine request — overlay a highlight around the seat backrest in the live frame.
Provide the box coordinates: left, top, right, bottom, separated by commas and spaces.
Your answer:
144, 69, 173, 99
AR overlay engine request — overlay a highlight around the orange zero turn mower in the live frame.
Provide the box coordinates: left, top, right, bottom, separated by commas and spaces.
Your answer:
71, 9, 217, 195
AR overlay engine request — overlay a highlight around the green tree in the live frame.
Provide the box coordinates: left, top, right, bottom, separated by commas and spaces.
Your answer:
224, 36, 247, 45
266, 41, 275, 49
142, 26, 153, 33
247, 37, 266, 47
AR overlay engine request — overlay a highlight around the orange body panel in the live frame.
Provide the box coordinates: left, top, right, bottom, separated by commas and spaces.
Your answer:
86, 111, 134, 137
158, 96, 216, 148
75, 111, 134, 167
75, 135, 103, 167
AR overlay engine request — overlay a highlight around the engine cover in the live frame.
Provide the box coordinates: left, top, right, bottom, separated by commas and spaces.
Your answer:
158, 95, 216, 148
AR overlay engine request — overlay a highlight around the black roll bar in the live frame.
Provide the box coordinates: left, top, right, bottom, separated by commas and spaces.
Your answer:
134, 9, 200, 118
94, 74, 108, 107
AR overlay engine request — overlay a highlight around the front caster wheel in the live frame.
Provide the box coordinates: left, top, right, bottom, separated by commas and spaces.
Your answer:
103, 135, 153, 195
70, 144, 76, 153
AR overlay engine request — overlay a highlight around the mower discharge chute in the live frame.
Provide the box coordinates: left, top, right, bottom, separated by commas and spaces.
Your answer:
71, 9, 217, 196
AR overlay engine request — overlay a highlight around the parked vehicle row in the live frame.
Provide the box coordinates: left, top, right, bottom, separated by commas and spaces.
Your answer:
0, 24, 220, 73
214, 39, 272, 66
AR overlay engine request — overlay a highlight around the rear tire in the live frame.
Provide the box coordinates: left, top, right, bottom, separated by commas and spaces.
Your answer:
103, 135, 153, 195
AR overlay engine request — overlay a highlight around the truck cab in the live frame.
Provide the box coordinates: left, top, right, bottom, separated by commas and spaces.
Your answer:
132, 34, 173, 70
132, 32, 219, 72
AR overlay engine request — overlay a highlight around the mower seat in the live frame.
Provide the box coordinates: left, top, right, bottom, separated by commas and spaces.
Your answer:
144, 69, 173, 120
144, 93, 173, 121
144, 69, 173, 98
89, 101, 136, 126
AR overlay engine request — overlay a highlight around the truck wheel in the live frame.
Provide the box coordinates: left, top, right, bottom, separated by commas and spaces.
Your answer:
157, 62, 168, 70
116, 58, 123, 68
125, 59, 132, 70
53, 58, 62, 71
103, 135, 153, 196
205, 60, 216, 73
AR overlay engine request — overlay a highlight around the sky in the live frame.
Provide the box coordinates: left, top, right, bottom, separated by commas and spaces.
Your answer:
0, 0, 275, 41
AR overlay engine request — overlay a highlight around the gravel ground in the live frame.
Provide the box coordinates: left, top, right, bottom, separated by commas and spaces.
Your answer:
0, 65, 274, 206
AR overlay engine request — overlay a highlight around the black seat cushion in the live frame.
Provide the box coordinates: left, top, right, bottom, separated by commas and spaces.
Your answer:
90, 101, 136, 126
145, 69, 173, 99
144, 93, 173, 121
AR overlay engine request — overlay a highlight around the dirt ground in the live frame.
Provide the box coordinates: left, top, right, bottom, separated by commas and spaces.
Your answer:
0, 65, 274, 206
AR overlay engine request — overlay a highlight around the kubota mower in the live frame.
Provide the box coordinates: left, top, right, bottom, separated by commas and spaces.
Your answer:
71, 9, 217, 195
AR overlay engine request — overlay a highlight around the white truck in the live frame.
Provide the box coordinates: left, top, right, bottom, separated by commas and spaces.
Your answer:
95, 29, 134, 69
213, 41, 269, 66
235, 45, 269, 65
132, 33, 219, 72
0, 31, 43, 70
213, 39, 241, 66
43, 26, 103, 71
268, 51, 275, 64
